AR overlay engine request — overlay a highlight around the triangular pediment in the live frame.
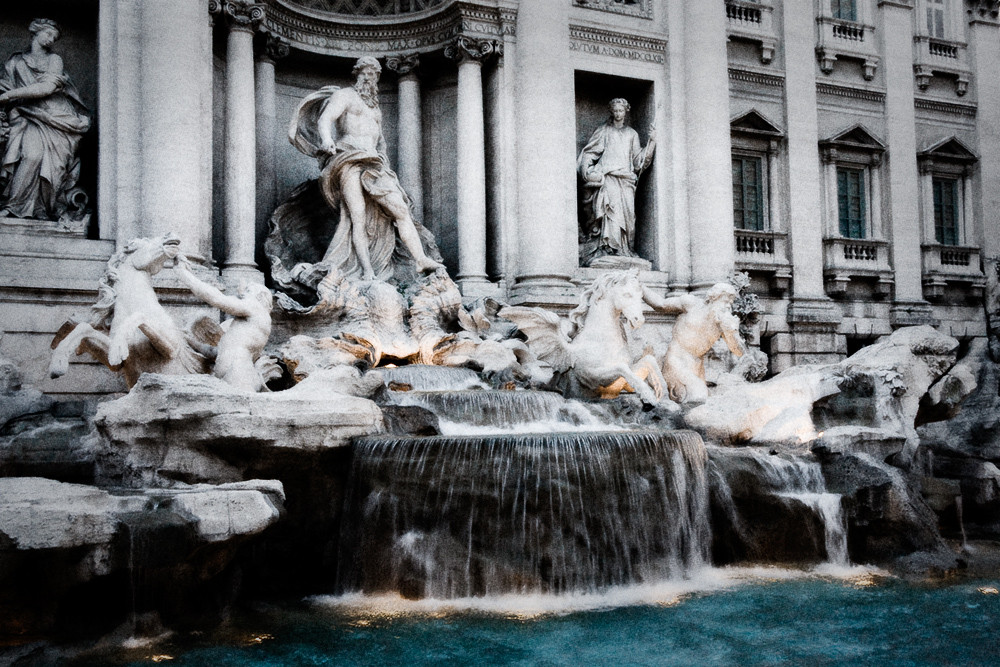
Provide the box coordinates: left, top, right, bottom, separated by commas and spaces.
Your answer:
730, 109, 784, 137
821, 124, 886, 152
919, 136, 978, 163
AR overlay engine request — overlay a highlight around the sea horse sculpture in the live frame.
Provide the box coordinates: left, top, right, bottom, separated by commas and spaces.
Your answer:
49, 233, 214, 388
500, 270, 666, 405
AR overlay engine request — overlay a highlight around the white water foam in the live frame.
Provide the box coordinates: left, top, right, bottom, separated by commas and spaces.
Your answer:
309, 565, 889, 618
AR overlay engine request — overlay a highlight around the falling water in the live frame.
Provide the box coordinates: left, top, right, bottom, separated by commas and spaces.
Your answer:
337, 430, 711, 599
379, 365, 488, 391
385, 389, 608, 434
712, 447, 849, 567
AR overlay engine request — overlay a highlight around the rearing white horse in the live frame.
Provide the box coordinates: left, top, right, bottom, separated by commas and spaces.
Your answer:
49, 234, 211, 388
500, 270, 666, 405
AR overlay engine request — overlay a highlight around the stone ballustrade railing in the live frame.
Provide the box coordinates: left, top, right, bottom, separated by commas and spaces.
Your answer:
822, 237, 893, 296
725, 0, 776, 63
913, 36, 971, 95
816, 16, 879, 79
921, 243, 985, 300
735, 229, 792, 293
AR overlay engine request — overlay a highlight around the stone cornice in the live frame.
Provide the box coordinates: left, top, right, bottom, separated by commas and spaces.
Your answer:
262, 0, 513, 57
568, 25, 667, 64
816, 81, 886, 104
967, 0, 1000, 23
728, 67, 785, 88
914, 96, 978, 117
877, 0, 914, 8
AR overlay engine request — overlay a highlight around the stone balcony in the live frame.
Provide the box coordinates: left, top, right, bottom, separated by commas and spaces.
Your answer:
816, 17, 879, 80
822, 237, 893, 297
725, 0, 777, 64
734, 229, 792, 294
913, 36, 971, 96
921, 243, 985, 301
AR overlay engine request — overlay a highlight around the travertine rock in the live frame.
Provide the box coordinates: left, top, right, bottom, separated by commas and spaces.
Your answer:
94, 371, 384, 487
686, 326, 967, 457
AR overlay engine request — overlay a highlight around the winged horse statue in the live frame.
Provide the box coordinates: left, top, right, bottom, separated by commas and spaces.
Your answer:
49, 233, 214, 388
499, 270, 666, 405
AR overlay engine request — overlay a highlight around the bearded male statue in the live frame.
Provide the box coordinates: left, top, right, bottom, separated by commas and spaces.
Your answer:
280, 56, 443, 285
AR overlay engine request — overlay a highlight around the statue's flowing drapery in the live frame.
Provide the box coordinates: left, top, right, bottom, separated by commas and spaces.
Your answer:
0, 52, 90, 220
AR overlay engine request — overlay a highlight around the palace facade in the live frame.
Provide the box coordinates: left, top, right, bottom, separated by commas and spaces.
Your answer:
1, 0, 998, 397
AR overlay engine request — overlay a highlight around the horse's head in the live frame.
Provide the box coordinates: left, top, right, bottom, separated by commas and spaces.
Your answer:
125, 233, 182, 274
610, 270, 646, 330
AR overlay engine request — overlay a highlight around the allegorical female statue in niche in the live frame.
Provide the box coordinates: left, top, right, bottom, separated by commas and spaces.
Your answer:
577, 97, 655, 267
0, 18, 91, 224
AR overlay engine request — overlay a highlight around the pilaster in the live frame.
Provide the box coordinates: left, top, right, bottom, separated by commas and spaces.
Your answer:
683, 0, 735, 288
879, 0, 927, 314
509, 0, 578, 305
967, 0, 1000, 305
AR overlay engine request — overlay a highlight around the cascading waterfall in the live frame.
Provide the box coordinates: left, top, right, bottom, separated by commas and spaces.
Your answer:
385, 389, 608, 433
337, 430, 711, 599
712, 447, 849, 566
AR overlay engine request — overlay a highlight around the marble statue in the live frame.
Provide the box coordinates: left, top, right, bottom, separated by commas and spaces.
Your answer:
175, 256, 276, 392
281, 55, 443, 284
578, 98, 655, 267
49, 234, 213, 388
643, 283, 745, 404
0, 19, 91, 225
500, 270, 667, 405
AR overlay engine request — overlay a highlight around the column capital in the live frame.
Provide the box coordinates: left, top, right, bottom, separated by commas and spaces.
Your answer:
386, 54, 420, 78
218, 0, 265, 33
967, 0, 1000, 24
445, 36, 502, 64
258, 33, 290, 63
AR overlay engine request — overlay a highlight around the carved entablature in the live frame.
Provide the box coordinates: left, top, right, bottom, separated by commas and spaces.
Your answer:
262, 0, 513, 58
573, 0, 652, 20
568, 25, 666, 65
967, 0, 1000, 21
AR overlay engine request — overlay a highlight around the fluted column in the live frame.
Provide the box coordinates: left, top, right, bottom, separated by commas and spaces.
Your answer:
255, 34, 289, 263
683, 0, 734, 287
446, 37, 497, 295
386, 54, 424, 221
222, 0, 264, 282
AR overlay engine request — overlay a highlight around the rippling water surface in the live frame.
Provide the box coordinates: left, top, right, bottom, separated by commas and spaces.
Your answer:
78, 569, 1000, 667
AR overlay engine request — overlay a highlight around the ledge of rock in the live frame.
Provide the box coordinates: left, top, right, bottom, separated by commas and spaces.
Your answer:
94, 369, 384, 487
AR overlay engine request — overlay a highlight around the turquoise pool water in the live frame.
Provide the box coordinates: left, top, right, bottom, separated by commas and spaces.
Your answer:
80, 570, 1000, 667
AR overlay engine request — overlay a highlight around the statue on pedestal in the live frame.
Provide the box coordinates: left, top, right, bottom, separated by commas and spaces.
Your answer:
578, 97, 655, 268
0, 19, 91, 227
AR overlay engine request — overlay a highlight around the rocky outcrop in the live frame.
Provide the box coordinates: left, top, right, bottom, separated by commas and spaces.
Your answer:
816, 450, 955, 574
0, 477, 283, 642
94, 369, 383, 487
686, 327, 968, 462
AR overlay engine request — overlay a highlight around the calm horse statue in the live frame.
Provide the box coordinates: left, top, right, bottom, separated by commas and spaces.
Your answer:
500, 270, 666, 405
50, 234, 211, 388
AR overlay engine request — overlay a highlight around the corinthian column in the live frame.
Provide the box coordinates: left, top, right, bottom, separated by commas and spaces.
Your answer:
221, 0, 264, 282
386, 54, 424, 220
256, 34, 289, 263
446, 37, 498, 295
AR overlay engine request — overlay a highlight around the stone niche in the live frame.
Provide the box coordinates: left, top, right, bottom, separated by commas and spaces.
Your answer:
574, 70, 656, 268
0, 2, 99, 237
